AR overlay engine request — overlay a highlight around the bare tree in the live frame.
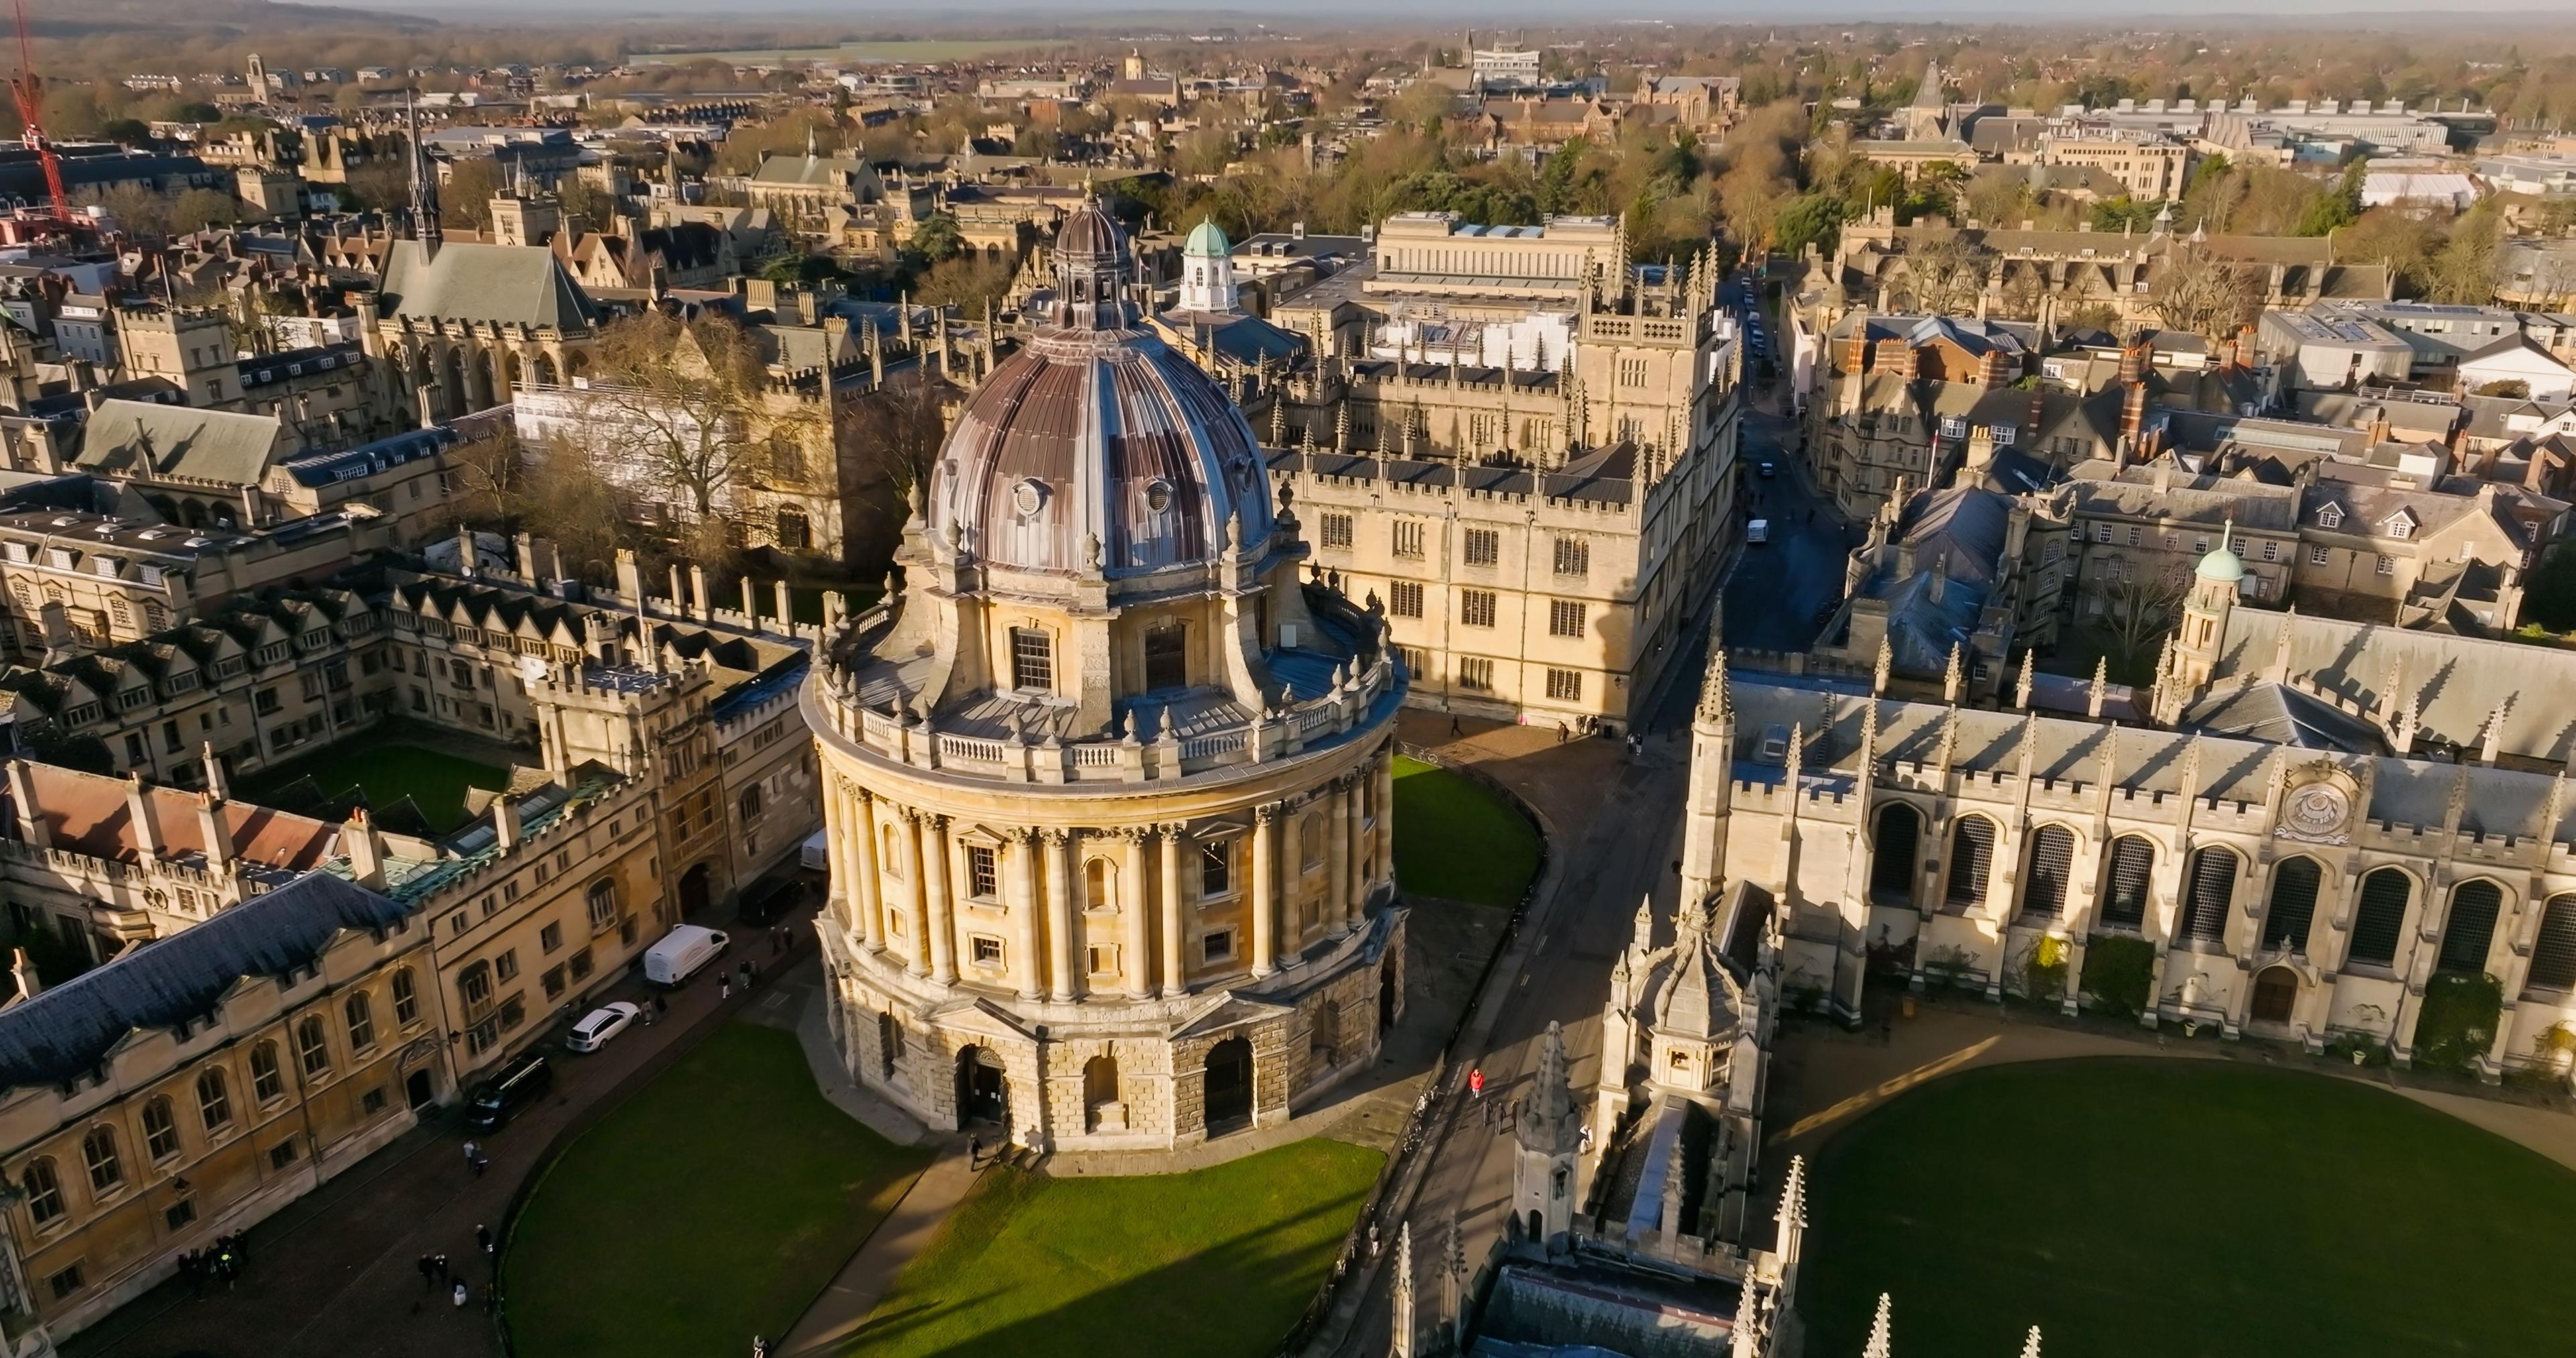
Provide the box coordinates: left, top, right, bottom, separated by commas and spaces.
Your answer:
2147, 244, 2262, 341
575, 311, 826, 522
1897, 229, 1988, 317
2090, 560, 2192, 683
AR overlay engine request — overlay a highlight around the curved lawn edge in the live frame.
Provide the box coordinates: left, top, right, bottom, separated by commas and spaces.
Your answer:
844, 1138, 1385, 1358
1390, 748, 1546, 909
1799, 1056, 2576, 1358
499, 1023, 931, 1357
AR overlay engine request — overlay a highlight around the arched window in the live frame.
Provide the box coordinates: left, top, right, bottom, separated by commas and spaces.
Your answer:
2180, 846, 2239, 942
1870, 803, 1921, 902
2101, 836, 2154, 929
2349, 868, 2412, 968
295, 1015, 332, 1078
1945, 816, 1996, 907
775, 506, 812, 552
882, 823, 904, 878
392, 968, 419, 1026
2261, 857, 2323, 954
2438, 880, 2504, 975
197, 1068, 231, 1132
344, 993, 376, 1053
250, 1041, 284, 1102
1300, 816, 1324, 870
2530, 896, 2576, 993
21, 1159, 60, 1225
142, 1098, 179, 1162
1085, 857, 1114, 912
2021, 826, 2075, 921
80, 1126, 121, 1193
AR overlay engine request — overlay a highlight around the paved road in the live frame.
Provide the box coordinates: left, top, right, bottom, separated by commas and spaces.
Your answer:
1727, 412, 1859, 654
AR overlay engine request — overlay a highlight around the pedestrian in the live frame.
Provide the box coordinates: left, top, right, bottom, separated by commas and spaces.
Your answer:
1468, 1066, 1485, 1098
1555, 721, 1567, 745
967, 1133, 982, 1168
720, 975, 732, 1000
1448, 713, 1461, 736
753, 1337, 770, 1358
655, 994, 669, 1019
433, 1253, 450, 1286
418, 1253, 437, 1291
476, 1223, 494, 1259
463, 1139, 482, 1176
452, 1280, 470, 1308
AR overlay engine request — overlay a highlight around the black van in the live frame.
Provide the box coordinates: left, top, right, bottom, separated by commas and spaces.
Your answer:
464, 1051, 553, 1131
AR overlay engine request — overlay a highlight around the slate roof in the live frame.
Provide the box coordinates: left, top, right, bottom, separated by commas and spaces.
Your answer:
2210, 610, 2576, 762
0, 872, 409, 1092
378, 241, 599, 332
72, 400, 284, 487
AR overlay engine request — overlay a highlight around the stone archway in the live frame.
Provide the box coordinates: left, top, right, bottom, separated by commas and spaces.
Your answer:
956, 1045, 1008, 1131
2251, 966, 2299, 1026
1083, 1055, 1123, 1133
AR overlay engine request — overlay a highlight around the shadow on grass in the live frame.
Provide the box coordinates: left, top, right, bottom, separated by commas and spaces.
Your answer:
841, 1141, 1381, 1358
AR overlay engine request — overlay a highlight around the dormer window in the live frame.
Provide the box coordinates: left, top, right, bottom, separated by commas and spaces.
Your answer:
2384, 514, 2414, 540
2316, 504, 2344, 529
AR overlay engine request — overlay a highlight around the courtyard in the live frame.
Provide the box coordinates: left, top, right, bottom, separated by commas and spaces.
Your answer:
1799, 1058, 2576, 1358
241, 738, 513, 832
844, 1139, 1383, 1357
500, 1024, 931, 1357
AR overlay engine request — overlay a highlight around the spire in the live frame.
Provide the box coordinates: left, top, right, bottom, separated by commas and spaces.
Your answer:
1391, 1221, 1417, 1358
405, 91, 441, 253
1784, 720, 1804, 791
1943, 642, 1964, 704
2088, 656, 2109, 719
1519, 1020, 1580, 1153
1862, 1293, 1894, 1358
1873, 634, 1892, 696
1697, 644, 1731, 724
2021, 1326, 2043, 1358
2013, 650, 2034, 709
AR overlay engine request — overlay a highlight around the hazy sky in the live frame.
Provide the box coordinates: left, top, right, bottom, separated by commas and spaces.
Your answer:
306, 0, 2576, 20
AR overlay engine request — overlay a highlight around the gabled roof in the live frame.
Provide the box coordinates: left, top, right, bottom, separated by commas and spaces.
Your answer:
378, 241, 599, 333
73, 400, 285, 488
0, 872, 409, 1092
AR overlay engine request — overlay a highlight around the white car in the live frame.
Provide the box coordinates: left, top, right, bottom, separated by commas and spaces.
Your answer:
566, 1001, 643, 1053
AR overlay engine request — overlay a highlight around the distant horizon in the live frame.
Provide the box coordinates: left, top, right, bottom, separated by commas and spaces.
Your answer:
276, 0, 2576, 25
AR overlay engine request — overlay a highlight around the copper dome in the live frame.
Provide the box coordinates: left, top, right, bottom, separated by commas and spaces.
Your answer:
1055, 198, 1131, 272
931, 211, 1275, 579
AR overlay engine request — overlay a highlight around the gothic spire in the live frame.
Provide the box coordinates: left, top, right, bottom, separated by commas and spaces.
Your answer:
405, 91, 441, 253
1862, 1293, 1894, 1358
2021, 1326, 2044, 1358
1519, 1020, 1582, 1154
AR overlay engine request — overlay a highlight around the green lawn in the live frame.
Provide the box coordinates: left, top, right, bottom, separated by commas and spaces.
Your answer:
241, 741, 509, 832
847, 1139, 1381, 1358
1393, 754, 1542, 908
503, 1024, 932, 1357
1803, 1059, 2576, 1358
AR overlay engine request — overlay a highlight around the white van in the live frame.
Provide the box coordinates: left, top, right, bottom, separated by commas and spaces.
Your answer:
800, 828, 829, 871
1747, 518, 1770, 545
644, 924, 729, 986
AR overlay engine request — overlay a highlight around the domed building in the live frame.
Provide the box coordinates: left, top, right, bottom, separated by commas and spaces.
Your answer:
805, 200, 1408, 1149
1150, 216, 1304, 374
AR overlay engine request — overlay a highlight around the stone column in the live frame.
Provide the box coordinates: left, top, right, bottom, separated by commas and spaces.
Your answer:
1044, 829, 1076, 1001
1159, 823, 1188, 999
851, 789, 884, 953
1006, 829, 1040, 1000
1250, 805, 1278, 978
903, 809, 932, 978
1122, 828, 1153, 1000
924, 814, 957, 985
1344, 776, 1367, 931
1374, 750, 1396, 887
1327, 782, 1352, 934
820, 774, 849, 922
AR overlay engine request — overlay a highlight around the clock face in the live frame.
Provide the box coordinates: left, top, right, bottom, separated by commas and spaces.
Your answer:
2282, 781, 2351, 842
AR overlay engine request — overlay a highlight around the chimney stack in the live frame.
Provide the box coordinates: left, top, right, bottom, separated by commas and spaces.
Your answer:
344, 807, 386, 889
197, 793, 235, 868
125, 775, 161, 860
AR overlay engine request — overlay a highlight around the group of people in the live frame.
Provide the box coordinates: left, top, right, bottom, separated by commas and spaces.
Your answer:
718, 957, 762, 1001
176, 1235, 247, 1294
415, 1221, 500, 1310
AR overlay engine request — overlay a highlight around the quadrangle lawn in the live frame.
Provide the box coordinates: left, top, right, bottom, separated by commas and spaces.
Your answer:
241, 741, 509, 832
846, 1138, 1383, 1358
1804, 1058, 2576, 1358
502, 1023, 931, 1357
1393, 754, 1541, 909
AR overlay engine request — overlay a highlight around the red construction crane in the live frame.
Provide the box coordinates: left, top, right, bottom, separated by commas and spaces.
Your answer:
7, 0, 66, 225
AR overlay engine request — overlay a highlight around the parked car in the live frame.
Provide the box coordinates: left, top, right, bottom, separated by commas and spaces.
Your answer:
1748, 518, 1770, 544
464, 1051, 553, 1131
565, 1001, 642, 1054
644, 924, 729, 986
1758, 461, 1777, 477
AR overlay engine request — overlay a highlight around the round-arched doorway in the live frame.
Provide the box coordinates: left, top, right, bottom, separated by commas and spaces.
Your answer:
2250, 966, 2300, 1025
955, 1045, 1008, 1131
